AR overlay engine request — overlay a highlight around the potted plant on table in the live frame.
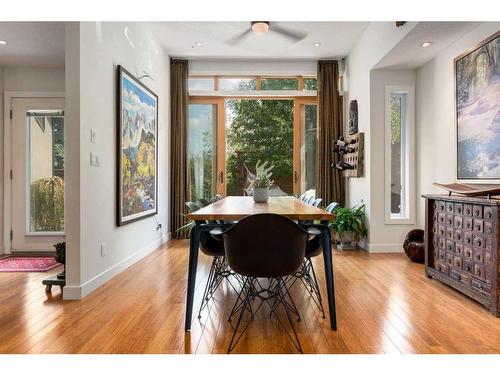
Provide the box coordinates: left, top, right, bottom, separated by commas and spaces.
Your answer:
330, 203, 367, 250
248, 161, 274, 203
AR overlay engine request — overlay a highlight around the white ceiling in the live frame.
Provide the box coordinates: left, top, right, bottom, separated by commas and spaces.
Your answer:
374, 22, 481, 69
150, 22, 369, 59
0, 22, 65, 68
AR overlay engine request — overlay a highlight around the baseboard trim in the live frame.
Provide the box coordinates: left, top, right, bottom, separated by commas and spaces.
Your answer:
63, 235, 166, 300
366, 243, 404, 253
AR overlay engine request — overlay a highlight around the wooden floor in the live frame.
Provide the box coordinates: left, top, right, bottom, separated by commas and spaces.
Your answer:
0, 241, 499, 354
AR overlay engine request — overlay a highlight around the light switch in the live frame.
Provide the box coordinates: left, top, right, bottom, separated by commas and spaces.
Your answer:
90, 129, 96, 143
90, 152, 101, 167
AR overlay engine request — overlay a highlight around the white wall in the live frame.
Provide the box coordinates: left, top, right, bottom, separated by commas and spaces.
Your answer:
64, 22, 170, 299
0, 67, 65, 254
369, 69, 416, 251
416, 22, 500, 228
344, 22, 416, 250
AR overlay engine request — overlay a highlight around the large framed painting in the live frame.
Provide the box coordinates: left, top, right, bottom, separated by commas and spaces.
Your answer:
456, 31, 500, 180
117, 65, 158, 226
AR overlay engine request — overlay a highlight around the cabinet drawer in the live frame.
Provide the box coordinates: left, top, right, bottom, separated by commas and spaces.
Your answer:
473, 219, 484, 233
484, 221, 493, 235
485, 236, 493, 251
436, 262, 449, 275
450, 269, 471, 287
446, 240, 455, 253
484, 250, 492, 265
463, 246, 473, 261
464, 231, 473, 246
446, 214, 454, 227
483, 206, 493, 220
455, 243, 463, 255
473, 263, 485, 280
437, 201, 446, 212
438, 238, 446, 250
473, 205, 483, 218
471, 279, 490, 297
438, 213, 446, 224
454, 203, 463, 215
454, 230, 463, 242
438, 249, 446, 262
438, 225, 446, 236
446, 252, 454, 266
463, 260, 473, 274
463, 217, 473, 231
464, 204, 473, 216
473, 234, 485, 248
473, 248, 484, 263
446, 228, 454, 240
446, 202, 454, 214
454, 216, 463, 229
453, 256, 463, 270
485, 267, 492, 284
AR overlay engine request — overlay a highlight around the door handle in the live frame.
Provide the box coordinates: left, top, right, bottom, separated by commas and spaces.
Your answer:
294, 170, 298, 183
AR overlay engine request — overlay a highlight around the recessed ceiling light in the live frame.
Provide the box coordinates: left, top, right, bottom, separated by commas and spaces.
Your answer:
313, 42, 321, 47
421, 41, 432, 48
195, 41, 203, 47
0, 40, 7, 45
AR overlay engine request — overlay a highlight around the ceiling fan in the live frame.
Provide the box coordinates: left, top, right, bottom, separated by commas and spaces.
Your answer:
228, 21, 308, 45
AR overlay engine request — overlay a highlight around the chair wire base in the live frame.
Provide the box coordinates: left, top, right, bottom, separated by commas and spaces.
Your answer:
286, 258, 326, 319
227, 277, 303, 354
198, 257, 243, 319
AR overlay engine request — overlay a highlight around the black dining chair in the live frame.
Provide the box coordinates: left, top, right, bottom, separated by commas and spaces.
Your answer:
222, 213, 308, 353
311, 198, 322, 207
185, 202, 238, 319
291, 202, 338, 318
298, 193, 306, 201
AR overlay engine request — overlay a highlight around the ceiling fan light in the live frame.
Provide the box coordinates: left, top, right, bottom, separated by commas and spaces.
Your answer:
251, 22, 269, 36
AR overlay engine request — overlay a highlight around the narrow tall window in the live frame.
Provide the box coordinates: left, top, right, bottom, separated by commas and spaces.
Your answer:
385, 86, 415, 224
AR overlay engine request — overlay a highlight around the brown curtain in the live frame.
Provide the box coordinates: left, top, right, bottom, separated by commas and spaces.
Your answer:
170, 59, 189, 239
317, 60, 345, 206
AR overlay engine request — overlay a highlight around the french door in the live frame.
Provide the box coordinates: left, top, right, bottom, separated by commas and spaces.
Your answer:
9, 97, 65, 252
187, 97, 318, 200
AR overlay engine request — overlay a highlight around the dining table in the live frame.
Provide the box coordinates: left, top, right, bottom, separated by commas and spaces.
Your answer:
184, 195, 337, 331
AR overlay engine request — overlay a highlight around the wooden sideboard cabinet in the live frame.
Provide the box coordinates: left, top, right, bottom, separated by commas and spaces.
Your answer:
422, 194, 499, 317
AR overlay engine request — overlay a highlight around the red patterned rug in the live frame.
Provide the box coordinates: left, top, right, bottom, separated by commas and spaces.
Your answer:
0, 256, 60, 272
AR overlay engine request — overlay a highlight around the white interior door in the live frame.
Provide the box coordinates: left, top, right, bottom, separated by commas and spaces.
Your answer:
10, 98, 65, 252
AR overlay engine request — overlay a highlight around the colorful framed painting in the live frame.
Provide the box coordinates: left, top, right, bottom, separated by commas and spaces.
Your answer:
117, 65, 158, 226
456, 31, 500, 180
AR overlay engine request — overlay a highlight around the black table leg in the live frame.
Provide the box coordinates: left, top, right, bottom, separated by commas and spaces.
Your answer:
185, 226, 201, 331
321, 226, 337, 330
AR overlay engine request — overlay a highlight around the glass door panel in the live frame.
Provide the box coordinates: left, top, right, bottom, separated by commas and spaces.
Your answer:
188, 104, 217, 202
225, 99, 294, 196
300, 103, 318, 196
28, 111, 65, 233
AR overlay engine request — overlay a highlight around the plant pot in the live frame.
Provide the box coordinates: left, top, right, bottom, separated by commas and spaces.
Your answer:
335, 231, 358, 250
253, 187, 269, 203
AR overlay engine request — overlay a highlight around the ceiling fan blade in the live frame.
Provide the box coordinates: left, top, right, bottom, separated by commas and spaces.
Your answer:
270, 24, 308, 43
227, 28, 253, 45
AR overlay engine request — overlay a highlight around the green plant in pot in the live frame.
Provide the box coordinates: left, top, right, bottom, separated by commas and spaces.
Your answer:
248, 161, 274, 203
329, 203, 367, 250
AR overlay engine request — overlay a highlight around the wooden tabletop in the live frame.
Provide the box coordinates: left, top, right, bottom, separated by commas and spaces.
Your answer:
186, 196, 335, 221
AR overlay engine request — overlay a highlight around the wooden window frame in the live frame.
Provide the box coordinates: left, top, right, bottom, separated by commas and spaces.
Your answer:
187, 76, 329, 197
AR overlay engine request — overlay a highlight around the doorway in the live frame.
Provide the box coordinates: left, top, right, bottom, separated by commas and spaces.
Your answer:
6, 97, 65, 252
